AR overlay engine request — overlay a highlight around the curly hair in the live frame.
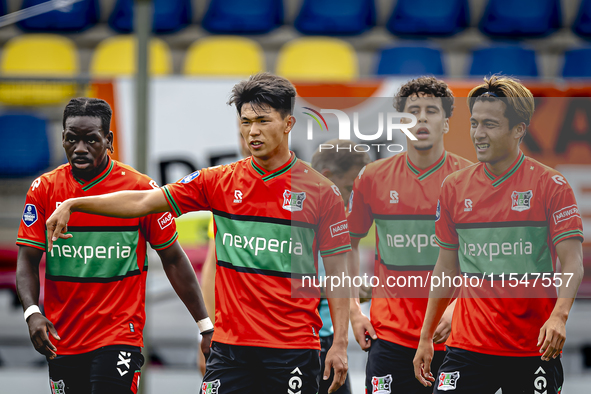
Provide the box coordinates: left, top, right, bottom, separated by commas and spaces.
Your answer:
394, 76, 454, 118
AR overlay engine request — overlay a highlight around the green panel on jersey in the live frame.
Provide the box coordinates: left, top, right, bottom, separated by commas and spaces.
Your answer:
375, 219, 439, 268
214, 215, 316, 275
457, 225, 552, 274
46, 231, 139, 278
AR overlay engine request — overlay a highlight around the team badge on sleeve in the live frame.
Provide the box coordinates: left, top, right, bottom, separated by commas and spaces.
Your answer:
179, 171, 200, 184
202, 379, 221, 394
282, 190, 306, 212
438, 371, 460, 391
371, 374, 392, 393
22, 204, 38, 227
511, 190, 532, 212
436, 200, 441, 221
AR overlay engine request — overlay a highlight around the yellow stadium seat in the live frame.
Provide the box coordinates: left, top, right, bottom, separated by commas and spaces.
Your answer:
276, 37, 358, 82
0, 34, 78, 105
90, 35, 172, 77
183, 36, 264, 76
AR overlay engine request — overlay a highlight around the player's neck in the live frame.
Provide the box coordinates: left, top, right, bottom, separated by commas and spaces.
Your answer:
407, 143, 445, 170
486, 149, 521, 176
253, 149, 292, 172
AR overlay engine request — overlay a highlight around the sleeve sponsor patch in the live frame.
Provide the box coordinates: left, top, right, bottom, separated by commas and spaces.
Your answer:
158, 212, 174, 230
22, 204, 38, 227
329, 220, 348, 238
179, 171, 200, 184
348, 190, 354, 213
435, 200, 441, 222
553, 205, 580, 225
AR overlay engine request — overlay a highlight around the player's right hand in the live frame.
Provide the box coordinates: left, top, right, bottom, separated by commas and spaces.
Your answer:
46, 200, 74, 250
413, 338, 435, 387
350, 310, 376, 351
27, 313, 61, 359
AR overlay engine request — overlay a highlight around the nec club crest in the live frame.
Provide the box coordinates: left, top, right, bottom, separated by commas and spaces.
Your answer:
202, 379, 221, 394
50, 379, 65, 394
371, 374, 392, 393
438, 371, 460, 391
511, 190, 533, 212
282, 190, 306, 212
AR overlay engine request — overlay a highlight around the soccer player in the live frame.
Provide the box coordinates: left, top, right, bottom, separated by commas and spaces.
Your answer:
311, 139, 371, 394
413, 75, 584, 393
45, 73, 351, 394
347, 77, 472, 393
16, 98, 212, 393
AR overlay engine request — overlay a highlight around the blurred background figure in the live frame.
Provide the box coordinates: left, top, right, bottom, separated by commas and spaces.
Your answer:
311, 138, 370, 394
0, 0, 590, 393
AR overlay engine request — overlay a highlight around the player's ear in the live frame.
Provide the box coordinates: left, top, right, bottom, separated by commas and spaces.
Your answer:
285, 115, 296, 134
513, 122, 526, 141
106, 130, 114, 152
443, 118, 450, 134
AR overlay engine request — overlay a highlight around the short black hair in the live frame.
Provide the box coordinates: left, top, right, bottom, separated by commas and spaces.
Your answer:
394, 76, 454, 118
227, 72, 297, 118
63, 98, 112, 135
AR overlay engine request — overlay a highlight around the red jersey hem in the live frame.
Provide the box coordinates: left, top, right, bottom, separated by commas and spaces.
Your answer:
212, 336, 321, 350
377, 333, 446, 352
56, 340, 144, 355
447, 341, 542, 357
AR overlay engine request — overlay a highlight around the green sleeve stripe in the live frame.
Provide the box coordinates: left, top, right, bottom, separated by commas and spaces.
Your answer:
162, 186, 182, 217
151, 232, 178, 250
350, 231, 369, 238
320, 245, 352, 257
552, 230, 584, 245
435, 236, 459, 250
16, 238, 46, 250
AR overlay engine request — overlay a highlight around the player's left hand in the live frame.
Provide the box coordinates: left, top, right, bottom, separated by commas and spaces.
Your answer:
433, 304, 453, 344
324, 343, 348, 393
200, 331, 213, 361
413, 338, 435, 387
46, 200, 74, 250
538, 314, 566, 361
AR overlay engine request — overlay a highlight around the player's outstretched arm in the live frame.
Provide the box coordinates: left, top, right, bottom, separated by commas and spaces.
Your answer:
46, 188, 170, 249
157, 241, 213, 359
323, 253, 350, 393
413, 248, 459, 387
16, 246, 61, 359
348, 237, 376, 351
538, 238, 584, 361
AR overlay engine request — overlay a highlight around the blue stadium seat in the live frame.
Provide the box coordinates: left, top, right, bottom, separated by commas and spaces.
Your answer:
295, 0, 375, 35
17, 0, 98, 32
0, 1, 6, 17
573, 0, 591, 37
0, 113, 50, 177
469, 46, 538, 77
562, 48, 591, 78
480, 0, 561, 37
202, 0, 282, 34
387, 0, 468, 36
109, 0, 191, 34
376, 46, 444, 76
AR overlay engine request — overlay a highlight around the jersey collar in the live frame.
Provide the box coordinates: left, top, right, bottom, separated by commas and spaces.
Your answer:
71, 157, 115, 191
483, 151, 525, 188
250, 152, 297, 182
406, 151, 447, 181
